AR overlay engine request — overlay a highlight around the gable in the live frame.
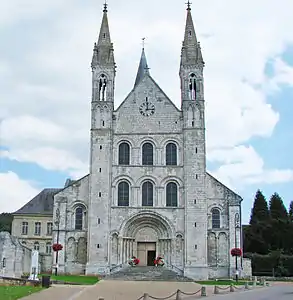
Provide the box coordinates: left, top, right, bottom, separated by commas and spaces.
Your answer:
114, 75, 182, 134
206, 172, 242, 205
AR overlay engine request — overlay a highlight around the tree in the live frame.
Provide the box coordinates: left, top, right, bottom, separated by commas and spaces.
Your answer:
246, 190, 271, 254
269, 193, 288, 221
269, 193, 290, 254
289, 201, 293, 222
249, 190, 270, 225
0, 213, 13, 233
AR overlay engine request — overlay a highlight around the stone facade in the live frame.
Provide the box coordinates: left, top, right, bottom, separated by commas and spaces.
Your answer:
0, 232, 32, 278
50, 4, 250, 280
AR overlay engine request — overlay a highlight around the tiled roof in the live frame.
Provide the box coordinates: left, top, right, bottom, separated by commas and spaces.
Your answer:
13, 188, 62, 215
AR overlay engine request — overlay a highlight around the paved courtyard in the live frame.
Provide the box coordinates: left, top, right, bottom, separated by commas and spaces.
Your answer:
21, 281, 293, 300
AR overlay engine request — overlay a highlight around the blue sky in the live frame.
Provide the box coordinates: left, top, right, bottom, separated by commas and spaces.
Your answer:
1, 0, 293, 224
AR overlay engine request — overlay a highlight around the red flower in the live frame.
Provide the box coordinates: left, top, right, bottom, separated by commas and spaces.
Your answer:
230, 248, 242, 257
134, 258, 140, 265
52, 243, 63, 252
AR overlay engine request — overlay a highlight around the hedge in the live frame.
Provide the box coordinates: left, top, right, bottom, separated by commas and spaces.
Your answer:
244, 252, 293, 276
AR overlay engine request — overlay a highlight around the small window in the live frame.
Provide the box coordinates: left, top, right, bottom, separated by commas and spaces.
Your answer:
118, 181, 130, 207
119, 142, 130, 165
34, 242, 40, 251
99, 192, 101, 197
99, 168, 102, 172
195, 147, 198, 153
100, 145, 102, 150
212, 208, 221, 229
166, 182, 178, 207
194, 199, 197, 204
103, 33, 106, 38
194, 222, 197, 227
194, 245, 197, 250
192, 121, 194, 127
22, 222, 28, 235
34, 222, 41, 236
97, 218, 100, 225
75, 207, 84, 230
142, 181, 154, 206
189, 31, 192, 36
97, 244, 101, 249
166, 143, 177, 166
196, 174, 198, 179
142, 143, 154, 165
46, 243, 52, 254
102, 121, 105, 126
47, 222, 53, 235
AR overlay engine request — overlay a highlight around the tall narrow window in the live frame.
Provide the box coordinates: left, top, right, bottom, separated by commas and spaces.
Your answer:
142, 181, 154, 206
212, 208, 221, 229
75, 207, 83, 230
34, 242, 40, 251
47, 222, 53, 235
118, 181, 130, 206
46, 242, 52, 254
189, 73, 197, 100
98, 74, 107, 101
22, 222, 28, 235
142, 143, 153, 165
34, 222, 41, 236
119, 142, 130, 165
166, 182, 178, 207
166, 143, 177, 165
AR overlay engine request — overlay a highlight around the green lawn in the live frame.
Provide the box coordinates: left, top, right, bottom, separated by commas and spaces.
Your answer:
40, 274, 99, 285
195, 280, 253, 285
0, 286, 43, 300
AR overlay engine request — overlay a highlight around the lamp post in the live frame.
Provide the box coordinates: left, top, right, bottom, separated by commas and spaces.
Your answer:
54, 208, 60, 276
234, 219, 240, 282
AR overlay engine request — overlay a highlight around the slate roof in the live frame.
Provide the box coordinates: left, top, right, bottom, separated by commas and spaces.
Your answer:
13, 188, 62, 216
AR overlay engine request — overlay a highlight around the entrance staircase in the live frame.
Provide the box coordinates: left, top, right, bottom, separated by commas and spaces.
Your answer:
105, 266, 194, 282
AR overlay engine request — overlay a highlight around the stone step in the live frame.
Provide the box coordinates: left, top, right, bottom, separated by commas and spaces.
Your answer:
105, 266, 194, 282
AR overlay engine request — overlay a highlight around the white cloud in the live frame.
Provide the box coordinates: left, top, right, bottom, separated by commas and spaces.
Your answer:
209, 146, 293, 189
0, 172, 40, 213
1, 0, 293, 194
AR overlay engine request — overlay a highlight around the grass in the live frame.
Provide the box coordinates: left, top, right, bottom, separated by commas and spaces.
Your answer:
0, 285, 43, 300
40, 274, 99, 285
195, 280, 255, 285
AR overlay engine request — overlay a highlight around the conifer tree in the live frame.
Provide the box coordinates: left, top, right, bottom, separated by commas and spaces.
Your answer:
246, 190, 270, 254
269, 193, 289, 253
289, 201, 293, 222
249, 190, 270, 225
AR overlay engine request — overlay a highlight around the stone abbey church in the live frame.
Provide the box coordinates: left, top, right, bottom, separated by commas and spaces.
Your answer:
12, 4, 245, 280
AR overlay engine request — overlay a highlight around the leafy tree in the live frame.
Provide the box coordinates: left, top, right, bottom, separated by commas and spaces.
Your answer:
0, 213, 13, 233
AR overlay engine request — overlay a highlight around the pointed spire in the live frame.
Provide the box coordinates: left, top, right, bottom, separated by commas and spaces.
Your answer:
134, 40, 150, 87
92, 3, 115, 68
180, 2, 204, 66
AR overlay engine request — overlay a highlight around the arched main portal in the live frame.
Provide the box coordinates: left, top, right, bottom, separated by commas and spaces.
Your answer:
117, 211, 174, 266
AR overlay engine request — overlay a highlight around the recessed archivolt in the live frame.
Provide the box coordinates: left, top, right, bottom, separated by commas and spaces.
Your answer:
139, 137, 158, 148
120, 211, 175, 239
160, 176, 183, 187
136, 175, 158, 186
112, 175, 135, 186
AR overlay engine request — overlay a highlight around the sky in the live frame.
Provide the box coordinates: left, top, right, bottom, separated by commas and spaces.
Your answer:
0, 0, 293, 224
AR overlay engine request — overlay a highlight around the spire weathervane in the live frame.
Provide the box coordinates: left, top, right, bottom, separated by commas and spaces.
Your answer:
142, 37, 146, 49
186, 0, 192, 10
103, 0, 108, 12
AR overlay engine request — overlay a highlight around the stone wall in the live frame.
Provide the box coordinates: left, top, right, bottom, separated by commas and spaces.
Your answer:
0, 231, 52, 277
0, 232, 31, 278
